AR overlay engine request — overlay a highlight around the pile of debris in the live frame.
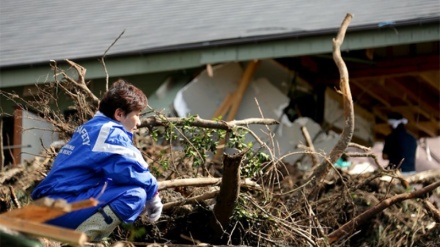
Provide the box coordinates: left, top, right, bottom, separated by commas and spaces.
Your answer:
0, 142, 439, 246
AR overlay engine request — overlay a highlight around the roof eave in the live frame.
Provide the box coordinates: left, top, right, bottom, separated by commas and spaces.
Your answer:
115, 16, 440, 57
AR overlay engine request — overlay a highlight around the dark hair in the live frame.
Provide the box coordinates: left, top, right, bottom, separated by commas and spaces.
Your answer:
98, 79, 147, 119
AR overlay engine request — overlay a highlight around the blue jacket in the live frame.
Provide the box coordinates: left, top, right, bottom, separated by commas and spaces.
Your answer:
32, 112, 158, 203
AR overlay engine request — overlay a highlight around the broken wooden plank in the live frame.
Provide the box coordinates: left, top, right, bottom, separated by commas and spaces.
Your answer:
227, 60, 260, 121
0, 215, 88, 246
1, 197, 98, 223
213, 92, 233, 119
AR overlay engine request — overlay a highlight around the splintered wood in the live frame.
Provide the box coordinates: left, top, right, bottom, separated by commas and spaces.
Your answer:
1, 197, 98, 222
0, 216, 88, 246
0, 197, 98, 246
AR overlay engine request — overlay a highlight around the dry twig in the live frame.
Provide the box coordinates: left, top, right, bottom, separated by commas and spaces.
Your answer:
327, 180, 440, 244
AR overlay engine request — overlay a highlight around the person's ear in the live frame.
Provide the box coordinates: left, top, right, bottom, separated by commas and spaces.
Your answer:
114, 108, 124, 121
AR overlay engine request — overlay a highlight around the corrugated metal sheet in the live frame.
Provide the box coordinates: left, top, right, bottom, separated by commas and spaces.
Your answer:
0, 0, 439, 67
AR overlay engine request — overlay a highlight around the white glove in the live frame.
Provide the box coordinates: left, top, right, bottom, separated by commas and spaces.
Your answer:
144, 194, 163, 223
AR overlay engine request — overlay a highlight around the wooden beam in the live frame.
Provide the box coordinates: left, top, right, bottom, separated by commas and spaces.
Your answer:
388, 78, 439, 118
317, 55, 440, 81
348, 55, 439, 80
351, 78, 390, 106
212, 93, 233, 119
374, 121, 439, 138
416, 121, 440, 137
227, 60, 260, 121
419, 71, 440, 93
373, 124, 391, 137
375, 98, 434, 122
0, 215, 88, 246
372, 108, 388, 122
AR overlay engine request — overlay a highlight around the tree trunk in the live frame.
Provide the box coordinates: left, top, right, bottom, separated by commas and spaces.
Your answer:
210, 151, 244, 239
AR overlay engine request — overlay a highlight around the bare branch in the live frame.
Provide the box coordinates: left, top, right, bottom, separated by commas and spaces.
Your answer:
405, 169, 440, 184
159, 177, 220, 190
422, 200, 440, 222
304, 13, 355, 201
101, 30, 126, 90
300, 126, 320, 167
140, 115, 279, 130
327, 181, 440, 244
163, 189, 219, 211
63, 60, 99, 106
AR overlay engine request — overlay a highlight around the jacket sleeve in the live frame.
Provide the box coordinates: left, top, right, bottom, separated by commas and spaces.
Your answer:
102, 155, 158, 200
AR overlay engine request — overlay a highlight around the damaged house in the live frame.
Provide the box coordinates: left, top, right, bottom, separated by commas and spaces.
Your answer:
1, 0, 439, 170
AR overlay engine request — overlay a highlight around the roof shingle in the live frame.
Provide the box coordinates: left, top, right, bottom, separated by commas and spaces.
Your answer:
1, 0, 439, 67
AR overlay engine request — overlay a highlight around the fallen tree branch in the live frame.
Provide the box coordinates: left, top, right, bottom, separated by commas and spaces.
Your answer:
161, 178, 263, 211
327, 180, 440, 244
9, 186, 20, 209
158, 177, 261, 191
299, 13, 354, 201
300, 126, 320, 167
405, 169, 440, 184
345, 151, 385, 172
422, 200, 440, 223
163, 189, 219, 211
140, 115, 278, 131
158, 177, 220, 190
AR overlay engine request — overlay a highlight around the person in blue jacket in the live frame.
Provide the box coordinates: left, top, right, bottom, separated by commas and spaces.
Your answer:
31, 79, 163, 241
